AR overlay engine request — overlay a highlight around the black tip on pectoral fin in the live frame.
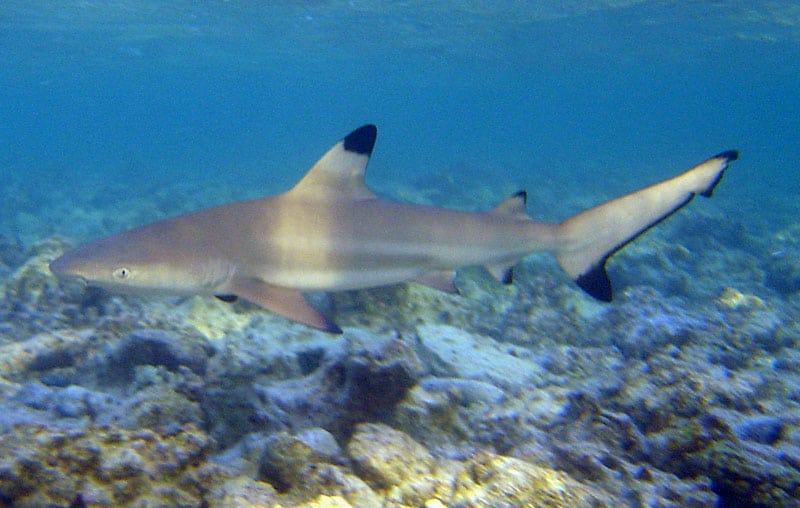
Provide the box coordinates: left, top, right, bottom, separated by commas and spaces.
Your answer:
215, 294, 238, 303
343, 124, 378, 155
575, 262, 613, 302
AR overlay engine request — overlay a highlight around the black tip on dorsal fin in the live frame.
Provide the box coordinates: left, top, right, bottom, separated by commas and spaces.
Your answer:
575, 261, 612, 302
343, 124, 377, 156
513, 190, 527, 204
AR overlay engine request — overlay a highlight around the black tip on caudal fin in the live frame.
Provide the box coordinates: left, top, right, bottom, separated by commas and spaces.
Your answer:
343, 124, 378, 155
715, 150, 739, 161
700, 150, 738, 198
575, 261, 612, 302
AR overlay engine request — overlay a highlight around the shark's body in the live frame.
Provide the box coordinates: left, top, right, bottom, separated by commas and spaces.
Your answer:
50, 125, 738, 332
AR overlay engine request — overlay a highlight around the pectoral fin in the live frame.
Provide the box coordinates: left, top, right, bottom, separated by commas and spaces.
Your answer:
231, 278, 342, 333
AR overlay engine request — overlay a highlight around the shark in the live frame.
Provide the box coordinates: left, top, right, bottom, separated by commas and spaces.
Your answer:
49, 125, 737, 333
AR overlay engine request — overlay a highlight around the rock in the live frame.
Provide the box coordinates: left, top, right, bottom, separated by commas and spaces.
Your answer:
419, 376, 506, 405
296, 427, 342, 459
258, 428, 344, 491
0, 237, 102, 335
293, 463, 382, 507
604, 290, 708, 360
341, 330, 426, 415
12, 382, 114, 421
331, 282, 474, 332
205, 330, 425, 447
348, 422, 435, 489
116, 378, 204, 429
347, 423, 613, 507
0, 424, 226, 507
214, 431, 380, 507
734, 416, 784, 445
184, 295, 253, 340
299, 495, 356, 507
0, 233, 26, 269
348, 422, 460, 506
715, 287, 765, 310
1, 237, 65, 307
392, 376, 519, 455
0, 330, 88, 380
452, 451, 607, 507
13, 381, 54, 410
104, 328, 211, 382
416, 324, 546, 389
208, 477, 279, 507
764, 243, 800, 295
705, 440, 800, 506
53, 384, 91, 418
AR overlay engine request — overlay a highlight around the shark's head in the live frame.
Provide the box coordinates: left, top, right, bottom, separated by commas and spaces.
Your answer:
50, 240, 172, 294
49, 227, 227, 295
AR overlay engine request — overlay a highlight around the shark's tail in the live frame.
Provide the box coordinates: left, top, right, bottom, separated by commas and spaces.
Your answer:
554, 150, 738, 301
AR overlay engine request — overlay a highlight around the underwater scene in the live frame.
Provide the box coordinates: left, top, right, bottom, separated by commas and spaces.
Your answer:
2, 1, 800, 507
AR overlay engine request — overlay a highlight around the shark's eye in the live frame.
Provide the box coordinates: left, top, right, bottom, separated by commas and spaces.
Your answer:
113, 267, 131, 280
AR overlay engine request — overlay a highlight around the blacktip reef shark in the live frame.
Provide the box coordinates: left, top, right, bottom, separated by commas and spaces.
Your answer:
50, 125, 738, 333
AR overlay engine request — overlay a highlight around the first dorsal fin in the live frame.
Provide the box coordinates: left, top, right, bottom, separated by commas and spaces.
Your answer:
288, 125, 378, 201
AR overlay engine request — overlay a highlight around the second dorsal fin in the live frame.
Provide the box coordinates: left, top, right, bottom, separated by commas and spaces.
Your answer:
492, 191, 528, 218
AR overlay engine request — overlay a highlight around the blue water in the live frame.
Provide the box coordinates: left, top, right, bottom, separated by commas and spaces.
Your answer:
3, 1, 798, 246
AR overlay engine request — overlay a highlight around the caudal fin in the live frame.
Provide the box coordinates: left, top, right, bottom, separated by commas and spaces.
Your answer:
555, 150, 738, 301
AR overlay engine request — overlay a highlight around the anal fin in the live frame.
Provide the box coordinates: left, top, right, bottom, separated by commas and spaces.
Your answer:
231, 277, 342, 333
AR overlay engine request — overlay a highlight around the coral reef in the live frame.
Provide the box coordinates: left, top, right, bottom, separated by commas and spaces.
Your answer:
1, 214, 799, 506
346, 422, 612, 507
0, 423, 223, 507
0, 420, 616, 507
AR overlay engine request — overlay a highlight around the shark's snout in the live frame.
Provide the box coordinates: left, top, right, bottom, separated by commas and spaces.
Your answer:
49, 251, 83, 280
49, 255, 68, 277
